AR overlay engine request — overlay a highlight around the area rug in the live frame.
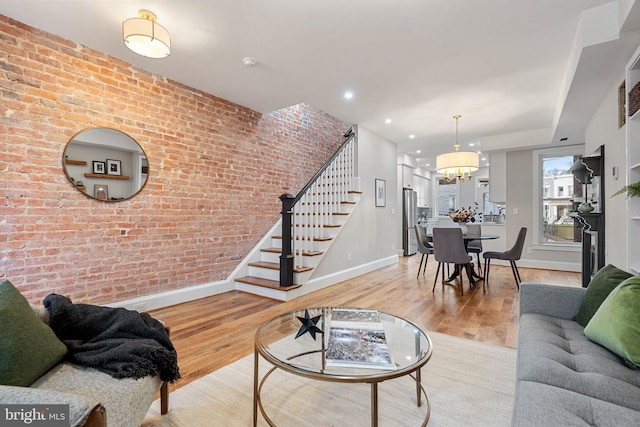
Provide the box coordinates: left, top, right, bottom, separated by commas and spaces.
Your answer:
142, 332, 516, 426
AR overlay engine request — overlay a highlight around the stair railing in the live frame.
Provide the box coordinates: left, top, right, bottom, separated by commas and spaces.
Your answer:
280, 128, 356, 287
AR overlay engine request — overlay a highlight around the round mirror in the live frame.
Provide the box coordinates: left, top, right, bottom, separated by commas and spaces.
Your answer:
62, 128, 148, 202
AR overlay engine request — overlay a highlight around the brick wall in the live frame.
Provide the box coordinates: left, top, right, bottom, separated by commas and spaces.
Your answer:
0, 15, 349, 304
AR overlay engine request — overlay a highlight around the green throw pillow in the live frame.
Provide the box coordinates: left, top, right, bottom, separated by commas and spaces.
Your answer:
583, 275, 640, 368
574, 264, 632, 326
0, 280, 68, 386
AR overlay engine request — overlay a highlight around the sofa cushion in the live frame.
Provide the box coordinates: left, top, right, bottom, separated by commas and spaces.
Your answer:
32, 362, 162, 427
0, 280, 68, 386
512, 381, 640, 426
518, 313, 640, 411
574, 264, 632, 327
584, 275, 640, 368
0, 384, 99, 427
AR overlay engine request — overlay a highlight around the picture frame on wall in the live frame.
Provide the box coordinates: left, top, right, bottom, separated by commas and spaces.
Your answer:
94, 184, 108, 201
375, 178, 386, 207
106, 159, 122, 176
92, 161, 106, 174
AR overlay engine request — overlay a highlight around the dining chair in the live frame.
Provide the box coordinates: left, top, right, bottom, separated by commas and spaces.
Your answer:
466, 223, 483, 274
431, 227, 473, 296
414, 225, 434, 278
483, 227, 527, 290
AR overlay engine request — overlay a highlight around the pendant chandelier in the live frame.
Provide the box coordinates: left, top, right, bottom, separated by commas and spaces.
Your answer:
436, 115, 479, 182
122, 10, 171, 59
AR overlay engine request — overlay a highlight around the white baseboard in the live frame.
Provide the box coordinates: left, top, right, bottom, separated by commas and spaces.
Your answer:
301, 255, 399, 295
107, 280, 234, 311
488, 258, 580, 272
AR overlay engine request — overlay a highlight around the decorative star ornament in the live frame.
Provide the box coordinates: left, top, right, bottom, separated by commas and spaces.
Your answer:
295, 309, 323, 340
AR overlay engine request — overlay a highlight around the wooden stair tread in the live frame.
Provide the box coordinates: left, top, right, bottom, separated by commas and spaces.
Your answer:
299, 200, 356, 205
295, 212, 349, 216
272, 235, 333, 242
261, 248, 324, 257
235, 276, 302, 291
248, 261, 313, 273
294, 224, 341, 228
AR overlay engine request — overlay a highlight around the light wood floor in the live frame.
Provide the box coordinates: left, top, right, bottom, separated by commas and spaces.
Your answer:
149, 255, 581, 392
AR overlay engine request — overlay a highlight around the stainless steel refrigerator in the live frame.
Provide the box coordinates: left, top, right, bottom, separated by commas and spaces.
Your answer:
402, 188, 417, 256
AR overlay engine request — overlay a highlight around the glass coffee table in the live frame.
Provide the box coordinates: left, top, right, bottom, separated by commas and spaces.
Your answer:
253, 307, 433, 426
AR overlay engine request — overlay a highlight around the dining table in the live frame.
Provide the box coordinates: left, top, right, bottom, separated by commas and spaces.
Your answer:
426, 231, 499, 287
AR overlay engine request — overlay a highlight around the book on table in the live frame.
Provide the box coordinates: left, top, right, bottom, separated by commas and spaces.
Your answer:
325, 308, 396, 370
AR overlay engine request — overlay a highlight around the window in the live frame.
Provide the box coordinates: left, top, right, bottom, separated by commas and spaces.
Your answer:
533, 147, 582, 246
437, 178, 456, 216
477, 179, 505, 222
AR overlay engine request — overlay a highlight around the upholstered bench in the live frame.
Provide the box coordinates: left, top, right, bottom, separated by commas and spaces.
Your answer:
0, 280, 175, 426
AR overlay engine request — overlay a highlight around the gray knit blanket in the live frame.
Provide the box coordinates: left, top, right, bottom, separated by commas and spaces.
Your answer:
43, 294, 180, 383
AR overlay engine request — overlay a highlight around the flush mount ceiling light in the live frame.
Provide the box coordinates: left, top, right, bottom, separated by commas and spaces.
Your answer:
436, 115, 479, 182
122, 9, 171, 59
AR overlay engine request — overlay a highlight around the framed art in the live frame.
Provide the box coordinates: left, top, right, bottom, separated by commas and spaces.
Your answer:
94, 184, 109, 201
92, 161, 106, 174
106, 159, 122, 176
375, 178, 386, 207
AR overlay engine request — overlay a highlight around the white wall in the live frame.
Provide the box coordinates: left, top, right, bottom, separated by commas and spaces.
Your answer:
584, 72, 628, 268
312, 125, 399, 276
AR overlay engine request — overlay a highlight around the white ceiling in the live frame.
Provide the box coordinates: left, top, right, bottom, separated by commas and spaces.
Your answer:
1, 0, 639, 170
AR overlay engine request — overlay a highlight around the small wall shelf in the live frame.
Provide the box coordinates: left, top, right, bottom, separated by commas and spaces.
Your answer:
65, 159, 87, 165
84, 173, 129, 180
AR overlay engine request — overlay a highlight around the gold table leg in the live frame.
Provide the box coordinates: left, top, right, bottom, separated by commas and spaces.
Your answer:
416, 368, 422, 406
371, 382, 378, 427
253, 348, 259, 427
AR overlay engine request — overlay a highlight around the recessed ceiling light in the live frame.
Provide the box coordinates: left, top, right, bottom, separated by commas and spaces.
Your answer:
243, 57, 257, 67
426, 163, 430, 167
481, 157, 486, 161
469, 143, 475, 147
344, 91, 354, 99
416, 150, 421, 154
409, 134, 415, 139
385, 118, 392, 124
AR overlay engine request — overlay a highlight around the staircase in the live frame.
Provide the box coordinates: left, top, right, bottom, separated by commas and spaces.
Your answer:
234, 130, 361, 300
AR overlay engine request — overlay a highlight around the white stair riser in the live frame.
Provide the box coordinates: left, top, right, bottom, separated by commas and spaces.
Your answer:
248, 266, 279, 281
261, 251, 280, 263
245, 266, 307, 284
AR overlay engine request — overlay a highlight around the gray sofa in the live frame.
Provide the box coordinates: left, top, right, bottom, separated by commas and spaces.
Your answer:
512, 282, 640, 426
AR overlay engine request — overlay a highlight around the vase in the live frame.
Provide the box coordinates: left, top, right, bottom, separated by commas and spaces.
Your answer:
578, 202, 594, 213
458, 223, 469, 235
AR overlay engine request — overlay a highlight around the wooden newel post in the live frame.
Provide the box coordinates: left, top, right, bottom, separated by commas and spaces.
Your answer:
280, 193, 295, 287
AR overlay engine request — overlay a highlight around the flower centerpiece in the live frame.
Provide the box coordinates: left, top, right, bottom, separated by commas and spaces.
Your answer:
449, 203, 481, 234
